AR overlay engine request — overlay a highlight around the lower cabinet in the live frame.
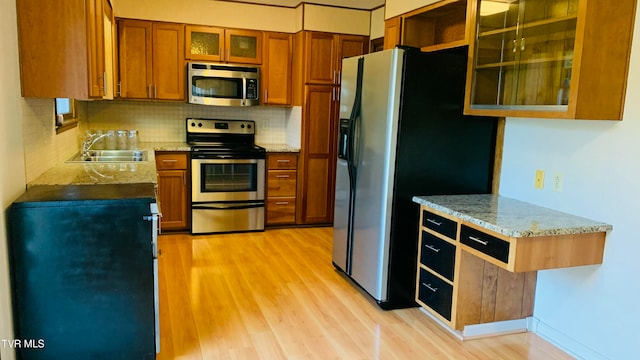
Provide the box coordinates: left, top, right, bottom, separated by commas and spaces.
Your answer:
266, 152, 298, 226
416, 208, 536, 331
155, 151, 190, 231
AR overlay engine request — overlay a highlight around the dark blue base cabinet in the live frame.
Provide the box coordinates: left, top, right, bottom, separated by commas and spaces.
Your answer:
8, 185, 158, 360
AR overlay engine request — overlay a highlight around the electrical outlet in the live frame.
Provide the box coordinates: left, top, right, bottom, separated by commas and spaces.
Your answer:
552, 173, 563, 192
534, 169, 545, 189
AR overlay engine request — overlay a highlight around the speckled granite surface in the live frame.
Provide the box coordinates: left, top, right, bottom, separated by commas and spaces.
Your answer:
27, 142, 190, 187
258, 143, 300, 152
413, 194, 612, 238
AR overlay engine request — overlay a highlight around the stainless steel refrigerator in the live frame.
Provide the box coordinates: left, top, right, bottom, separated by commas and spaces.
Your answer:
333, 47, 498, 309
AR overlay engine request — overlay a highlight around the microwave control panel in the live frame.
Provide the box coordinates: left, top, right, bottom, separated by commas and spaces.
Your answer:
246, 79, 259, 100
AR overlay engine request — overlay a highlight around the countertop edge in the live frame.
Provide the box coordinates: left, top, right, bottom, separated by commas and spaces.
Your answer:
412, 195, 613, 238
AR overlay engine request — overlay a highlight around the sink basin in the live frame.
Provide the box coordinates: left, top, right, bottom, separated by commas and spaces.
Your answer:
66, 150, 148, 163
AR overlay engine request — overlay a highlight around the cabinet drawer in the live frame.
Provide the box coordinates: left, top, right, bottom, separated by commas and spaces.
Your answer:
417, 268, 453, 321
267, 153, 297, 169
422, 210, 457, 239
267, 170, 297, 197
420, 231, 456, 281
267, 198, 296, 224
460, 225, 510, 264
155, 152, 188, 170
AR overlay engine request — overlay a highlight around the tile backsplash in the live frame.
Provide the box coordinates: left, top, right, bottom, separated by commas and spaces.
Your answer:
22, 98, 81, 183
84, 100, 302, 146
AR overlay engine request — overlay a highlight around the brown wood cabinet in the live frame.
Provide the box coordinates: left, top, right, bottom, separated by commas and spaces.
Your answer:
299, 32, 369, 86
299, 85, 339, 224
155, 152, 190, 231
383, 1, 472, 53
118, 19, 185, 100
293, 31, 368, 225
464, 0, 636, 120
266, 153, 299, 226
263, 32, 293, 105
17, 0, 111, 99
185, 25, 263, 64
383, 16, 402, 50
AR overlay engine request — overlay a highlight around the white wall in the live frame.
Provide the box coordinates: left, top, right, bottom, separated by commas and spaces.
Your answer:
302, 4, 371, 36
499, 5, 640, 359
370, 7, 385, 40
0, 0, 26, 358
113, 0, 298, 32
385, 0, 440, 19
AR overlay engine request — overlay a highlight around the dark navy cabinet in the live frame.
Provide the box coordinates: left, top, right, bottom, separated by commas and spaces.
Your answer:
8, 184, 158, 360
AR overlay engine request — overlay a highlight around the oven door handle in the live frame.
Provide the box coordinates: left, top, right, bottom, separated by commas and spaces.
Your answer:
193, 202, 264, 210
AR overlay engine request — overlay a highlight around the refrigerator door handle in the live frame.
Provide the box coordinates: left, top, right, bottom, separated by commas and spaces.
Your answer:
347, 57, 365, 176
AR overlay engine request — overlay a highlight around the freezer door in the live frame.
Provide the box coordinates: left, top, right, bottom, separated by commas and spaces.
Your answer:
332, 56, 360, 272
350, 49, 404, 302
333, 157, 350, 271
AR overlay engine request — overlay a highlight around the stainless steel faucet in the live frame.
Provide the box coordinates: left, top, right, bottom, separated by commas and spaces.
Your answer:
82, 132, 111, 156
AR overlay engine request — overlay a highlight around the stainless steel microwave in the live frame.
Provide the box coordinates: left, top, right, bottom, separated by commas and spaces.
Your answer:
187, 62, 260, 106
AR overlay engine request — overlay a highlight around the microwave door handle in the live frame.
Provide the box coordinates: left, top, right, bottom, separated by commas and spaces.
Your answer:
242, 77, 246, 106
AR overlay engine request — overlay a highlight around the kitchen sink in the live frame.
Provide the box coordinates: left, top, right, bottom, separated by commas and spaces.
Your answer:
66, 150, 148, 163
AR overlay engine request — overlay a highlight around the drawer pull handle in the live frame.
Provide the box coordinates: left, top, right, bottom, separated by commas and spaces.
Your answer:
162, 159, 178, 163
426, 218, 442, 226
276, 159, 291, 163
275, 202, 289, 205
424, 244, 440, 253
422, 283, 438, 292
468, 236, 489, 246
276, 175, 290, 178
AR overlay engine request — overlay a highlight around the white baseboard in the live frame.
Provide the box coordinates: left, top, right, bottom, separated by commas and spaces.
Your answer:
417, 308, 528, 341
530, 318, 608, 360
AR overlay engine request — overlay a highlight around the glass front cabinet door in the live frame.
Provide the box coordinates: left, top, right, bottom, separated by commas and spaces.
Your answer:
464, 0, 636, 120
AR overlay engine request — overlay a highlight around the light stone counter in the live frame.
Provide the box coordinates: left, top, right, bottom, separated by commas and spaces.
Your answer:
27, 142, 191, 187
258, 143, 300, 152
413, 194, 612, 238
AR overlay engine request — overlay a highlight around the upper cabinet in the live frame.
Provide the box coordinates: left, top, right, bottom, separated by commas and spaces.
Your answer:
186, 25, 263, 64
464, 0, 636, 120
383, 16, 402, 50
383, 0, 473, 52
263, 32, 293, 105
118, 19, 185, 101
17, 0, 114, 99
301, 32, 369, 86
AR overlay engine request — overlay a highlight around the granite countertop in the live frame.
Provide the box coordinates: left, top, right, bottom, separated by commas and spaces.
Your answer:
258, 143, 300, 152
27, 142, 190, 187
413, 194, 612, 238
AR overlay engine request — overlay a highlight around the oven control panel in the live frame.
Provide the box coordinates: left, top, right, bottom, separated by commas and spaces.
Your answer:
187, 118, 255, 135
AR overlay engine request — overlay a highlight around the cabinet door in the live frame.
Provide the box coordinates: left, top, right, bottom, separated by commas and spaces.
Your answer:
384, 16, 402, 50
185, 25, 224, 61
16, 0, 106, 99
336, 35, 368, 84
305, 32, 338, 84
466, 0, 592, 118
263, 32, 292, 105
157, 170, 189, 230
152, 23, 185, 100
87, 0, 105, 98
118, 19, 153, 99
225, 29, 263, 64
300, 85, 338, 224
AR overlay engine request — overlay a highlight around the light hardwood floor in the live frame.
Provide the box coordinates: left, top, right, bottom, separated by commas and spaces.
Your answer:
157, 228, 573, 360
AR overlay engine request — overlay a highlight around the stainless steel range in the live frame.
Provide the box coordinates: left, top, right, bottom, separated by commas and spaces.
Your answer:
187, 118, 266, 234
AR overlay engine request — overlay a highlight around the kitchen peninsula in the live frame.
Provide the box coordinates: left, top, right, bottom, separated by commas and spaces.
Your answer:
412, 194, 611, 336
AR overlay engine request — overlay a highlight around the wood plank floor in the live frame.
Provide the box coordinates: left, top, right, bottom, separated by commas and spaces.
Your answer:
157, 228, 573, 359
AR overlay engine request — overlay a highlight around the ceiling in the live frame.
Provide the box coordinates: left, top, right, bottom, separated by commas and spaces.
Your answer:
214, 0, 385, 10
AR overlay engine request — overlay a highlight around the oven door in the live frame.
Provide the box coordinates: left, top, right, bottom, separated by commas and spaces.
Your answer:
192, 158, 265, 203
